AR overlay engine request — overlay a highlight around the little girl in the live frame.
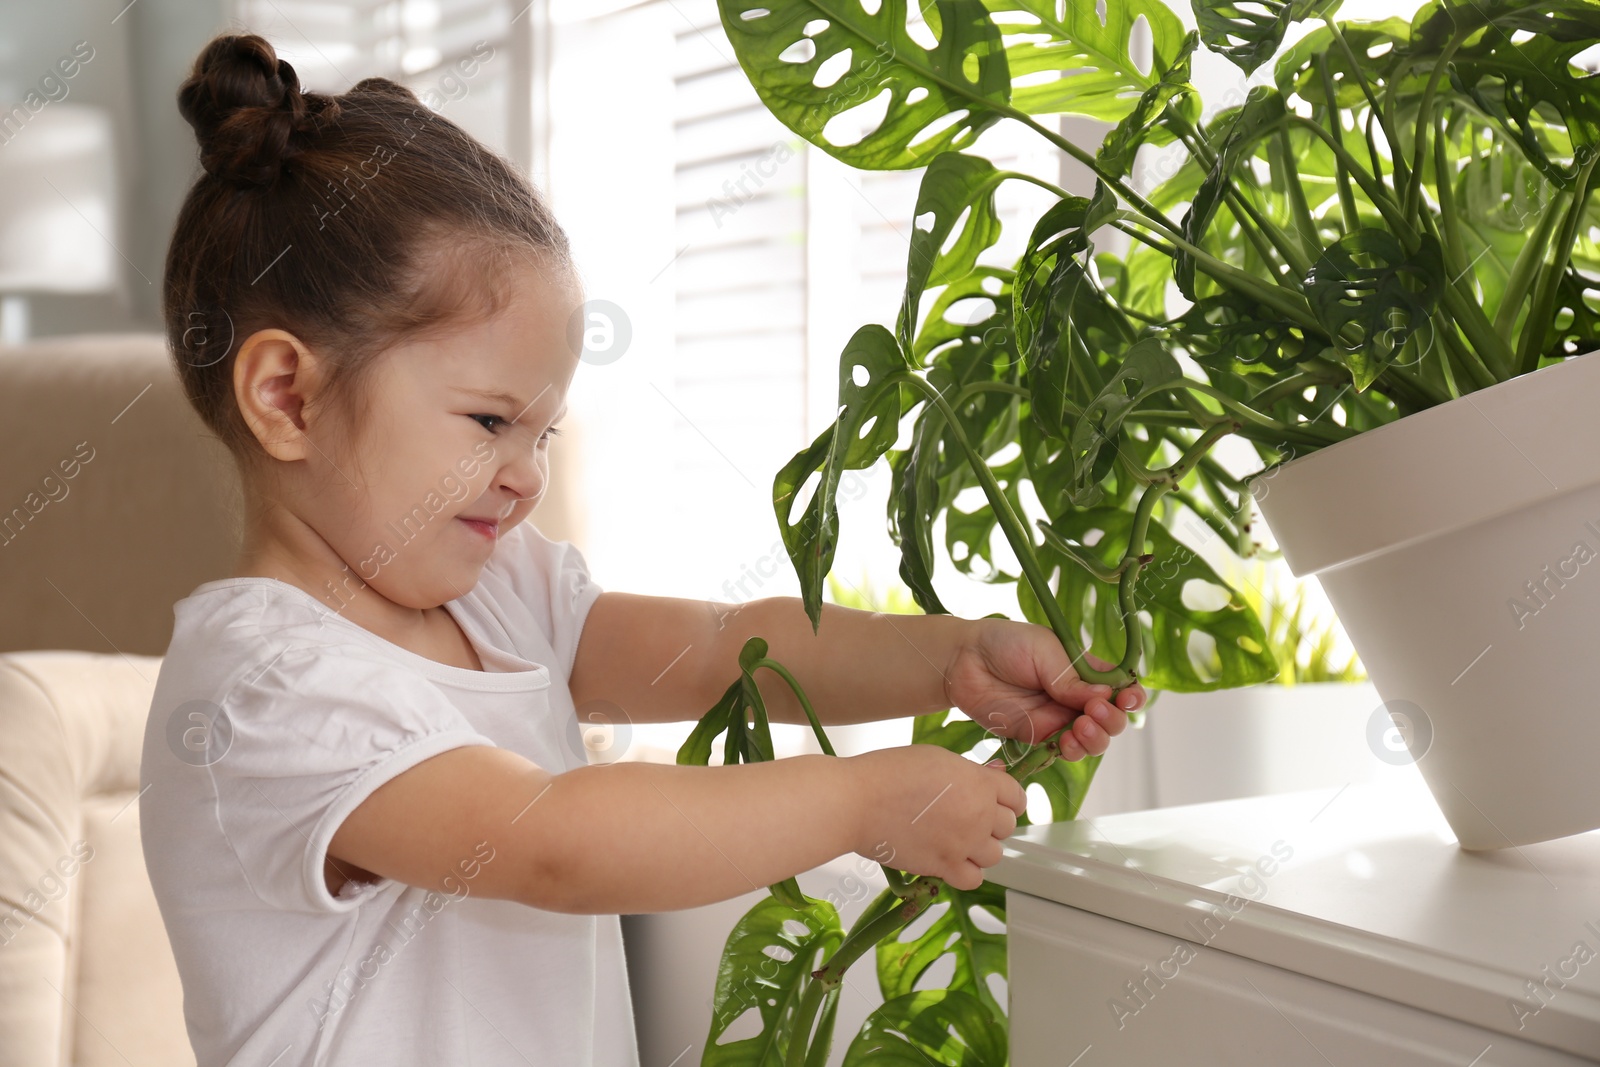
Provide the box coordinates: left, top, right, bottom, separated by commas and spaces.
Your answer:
139, 32, 1142, 1067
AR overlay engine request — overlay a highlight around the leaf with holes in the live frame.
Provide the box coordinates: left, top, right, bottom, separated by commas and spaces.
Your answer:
1013, 185, 1130, 440
897, 153, 1014, 359
716, 0, 1010, 170
1303, 229, 1444, 392
945, 446, 1030, 584
892, 269, 1022, 612
1025, 751, 1103, 822
1066, 337, 1188, 508
704, 893, 844, 1066
1192, 0, 1343, 76
1020, 507, 1279, 691
875, 879, 1008, 1030
1542, 267, 1600, 361
1097, 30, 1201, 181
1176, 86, 1287, 300
982, 0, 1190, 123
841, 988, 1006, 1067
1449, 30, 1600, 188
1172, 291, 1314, 374
775, 324, 913, 631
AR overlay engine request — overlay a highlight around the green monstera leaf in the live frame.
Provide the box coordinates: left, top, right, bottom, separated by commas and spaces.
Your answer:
716, 0, 1011, 170
891, 268, 1023, 615
1023, 506, 1280, 691
983, 0, 1191, 122
1065, 337, 1189, 509
896, 152, 1013, 359
1097, 30, 1202, 181
876, 879, 1008, 1030
1192, 0, 1343, 76
841, 989, 1006, 1067
1303, 229, 1445, 391
774, 324, 913, 631
704, 894, 845, 1066
1449, 29, 1600, 188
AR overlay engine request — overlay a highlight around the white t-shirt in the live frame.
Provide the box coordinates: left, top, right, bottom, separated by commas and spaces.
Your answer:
139, 520, 639, 1067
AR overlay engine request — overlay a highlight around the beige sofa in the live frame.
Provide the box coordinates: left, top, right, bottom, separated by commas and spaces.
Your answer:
0, 332, 239, 1067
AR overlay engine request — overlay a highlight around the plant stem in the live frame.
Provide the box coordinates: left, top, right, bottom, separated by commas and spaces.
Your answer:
1110, 421, 1238, 675
1324, 17, 1410, 191
999, 104, 1182, 236
1404, 33, 1468, 222
1272, 128, 1322, 265
891, 372, 1127, 686
1494, 186, 1566, 343
751, 658, 835, 756
1168, 109, 1311, 280
1318, 53, 1363, 235
812, 878, 943, 990
1515, 153, 1597, 376
1432, 105, 1470, 286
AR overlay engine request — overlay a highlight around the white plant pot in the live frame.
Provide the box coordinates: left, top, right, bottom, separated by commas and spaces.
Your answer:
1247, 349, 1600, 849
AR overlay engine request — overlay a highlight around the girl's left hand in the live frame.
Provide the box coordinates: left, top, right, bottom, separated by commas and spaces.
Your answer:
944, 618, 1146, 761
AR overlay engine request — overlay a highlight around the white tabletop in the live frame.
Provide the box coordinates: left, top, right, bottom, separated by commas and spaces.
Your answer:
990, 773, 1600, 1058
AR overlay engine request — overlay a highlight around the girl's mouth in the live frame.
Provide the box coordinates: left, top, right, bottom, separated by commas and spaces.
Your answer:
458, 518, 498, 541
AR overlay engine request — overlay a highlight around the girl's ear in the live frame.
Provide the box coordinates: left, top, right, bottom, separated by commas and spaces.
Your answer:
232, 328, 326, 461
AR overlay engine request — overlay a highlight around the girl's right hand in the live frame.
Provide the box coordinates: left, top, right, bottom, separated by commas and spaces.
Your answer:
846, 745, 1029, 891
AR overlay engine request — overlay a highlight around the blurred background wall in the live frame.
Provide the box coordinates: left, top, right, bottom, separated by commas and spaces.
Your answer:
0, 0, 228, 339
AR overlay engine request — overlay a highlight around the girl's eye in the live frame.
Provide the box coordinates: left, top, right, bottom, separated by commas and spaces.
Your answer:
469, 414, 506, 433
541, 426, 564, 443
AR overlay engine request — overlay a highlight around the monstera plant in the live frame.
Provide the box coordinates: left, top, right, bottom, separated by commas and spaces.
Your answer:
678, 0, 1600, 1062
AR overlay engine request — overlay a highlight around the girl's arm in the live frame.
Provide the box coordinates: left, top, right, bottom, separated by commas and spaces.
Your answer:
570, 592, 972, 727
328, 738, 1025, 914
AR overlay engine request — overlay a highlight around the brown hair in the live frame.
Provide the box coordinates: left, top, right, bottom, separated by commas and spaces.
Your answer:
164, 33, 575, 475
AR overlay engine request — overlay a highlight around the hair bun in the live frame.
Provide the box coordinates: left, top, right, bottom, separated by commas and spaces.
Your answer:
178, 33, 341, 187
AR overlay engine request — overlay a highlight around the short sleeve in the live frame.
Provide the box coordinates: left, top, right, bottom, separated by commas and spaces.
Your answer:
488, 521, 604, 677
209, 643, 497, 915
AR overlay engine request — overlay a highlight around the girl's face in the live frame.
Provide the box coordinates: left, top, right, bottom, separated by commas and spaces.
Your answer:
235, 255, 586, 616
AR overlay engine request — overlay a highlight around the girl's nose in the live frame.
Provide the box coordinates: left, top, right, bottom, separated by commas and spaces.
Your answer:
495, 441, 545, 504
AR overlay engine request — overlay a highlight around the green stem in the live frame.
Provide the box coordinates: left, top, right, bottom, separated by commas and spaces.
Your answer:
752, 658, 835, 756
812, 878, 942, 989
891, 373, 1126, 686
1247, 371, 1340, 411
1494, 187, 1567, 342
1440, 281, 1515, 381
1319, 53, 1362, 235
1000, 105, 1182, 236
1272, 127, 1322, 265
1432, 105, 1469, 287
1184, 381, 1336, 437
1324, 17, 1410, 192
1134, 217, 1330, 336
1109, 422, 1237, 676
1037, 520, 1136, 583
785, 979, 827, 1067
1436, 319, 1494, 392
1404, 33, 1468, 223
1169, 109, 1311, 279
1283, 116, 1417, 246
1515, 154, 1596, 376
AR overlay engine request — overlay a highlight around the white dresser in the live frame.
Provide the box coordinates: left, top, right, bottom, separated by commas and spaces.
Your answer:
991, 774, 1600, 1064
